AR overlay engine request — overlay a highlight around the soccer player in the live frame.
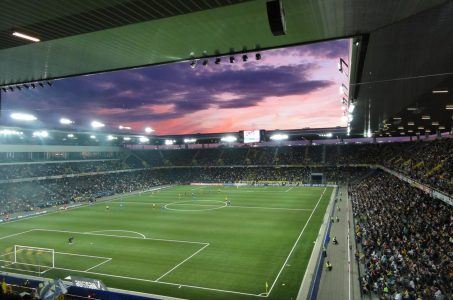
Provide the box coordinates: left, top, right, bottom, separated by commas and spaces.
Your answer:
68, 237, 74, 244
106, 205, 110, 211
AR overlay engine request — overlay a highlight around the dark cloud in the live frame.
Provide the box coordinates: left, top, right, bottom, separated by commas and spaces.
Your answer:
1, 40, 346, 131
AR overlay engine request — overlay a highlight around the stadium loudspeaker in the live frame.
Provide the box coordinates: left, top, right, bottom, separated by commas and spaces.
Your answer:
266, 0, 286, 36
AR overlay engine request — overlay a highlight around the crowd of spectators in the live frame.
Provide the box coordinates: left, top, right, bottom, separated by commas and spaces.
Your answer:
350, 171, 452, 299
135, 138, 452, 195
0, 171, 162, 216
0, 158, 145, 181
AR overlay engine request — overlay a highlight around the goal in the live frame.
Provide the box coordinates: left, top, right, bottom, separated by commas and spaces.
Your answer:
13, 245, 55, 269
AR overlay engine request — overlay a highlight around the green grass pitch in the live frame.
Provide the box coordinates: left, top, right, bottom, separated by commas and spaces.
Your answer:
0, 185, 332, 299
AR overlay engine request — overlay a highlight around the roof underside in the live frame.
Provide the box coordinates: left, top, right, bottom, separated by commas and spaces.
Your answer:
0, 0, 451, 136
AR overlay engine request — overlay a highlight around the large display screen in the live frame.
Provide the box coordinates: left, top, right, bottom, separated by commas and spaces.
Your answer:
243, 130, 261, 143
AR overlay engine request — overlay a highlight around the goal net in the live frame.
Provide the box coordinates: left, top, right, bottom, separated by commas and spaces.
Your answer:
13, 245, 55, 270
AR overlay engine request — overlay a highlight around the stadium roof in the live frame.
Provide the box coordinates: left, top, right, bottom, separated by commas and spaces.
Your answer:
0, 0, 451, 137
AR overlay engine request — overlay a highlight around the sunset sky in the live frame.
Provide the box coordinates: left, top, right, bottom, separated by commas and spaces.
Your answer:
1, 39, 349, 135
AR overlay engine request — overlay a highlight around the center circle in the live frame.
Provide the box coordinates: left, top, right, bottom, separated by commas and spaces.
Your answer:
164, 200, 227, 212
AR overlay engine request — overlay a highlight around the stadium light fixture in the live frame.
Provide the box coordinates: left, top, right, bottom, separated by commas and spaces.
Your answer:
12, 31, 40, 42
397, 126, 404, 130
118, 125, 131, 130
32, 130, 48, 138
10, 112, 37, 121
184, 138, 197, 143
338, 58, 349, 75
421, 115, 430, 120
0, 129, 23, 136
432, 89, 448, 94
107, 135, 117, 141
407, 121, 414, 126
339, 83, 348, 95
139, 136, 149, 143
438, 126, 445, 130
67, 134, 74, 138
91, 120, 105, 129
123, 137, 131, 141
89, 135, 96, 139
393, 117, 402, 120
431, 121, 439, 126
319, 133, 333, 138
164, 139, 175, 145
270, 133, 288, 141
221, 136, 237, 143
144, 127, 154, 133
59, 118, 74, 125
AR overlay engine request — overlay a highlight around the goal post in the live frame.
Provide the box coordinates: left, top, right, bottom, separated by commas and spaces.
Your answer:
14, 245, 55, 268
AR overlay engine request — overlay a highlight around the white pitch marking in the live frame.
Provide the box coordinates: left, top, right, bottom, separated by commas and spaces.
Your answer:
266, 187, 327, 296
33, 228, 208, 246
85, 258, 112, 272
86, 230, 146, 239
228, 205, 313, 211
44, 266, 265, 298
156, 243, 209, 281
0, 230, 35, 240
284, 187, 294, 192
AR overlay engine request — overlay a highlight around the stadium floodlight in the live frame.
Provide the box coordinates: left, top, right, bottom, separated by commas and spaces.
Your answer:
139, 136, 149, 143
32, 130, 48, 138
320, 133, 333, 138
431, 121, 439, 126
432, 89, 448, 94
270, 134, 288, 141
91, 120, 105, 129
184, 138, 197, 143
165, 139, 175, 145
59, 118, 74, 125
67, 134, 74, 138
12, 31, 40, 42
438, 126, 445, 130
89, 135, 96, 139
10, 112, 37, 121
118, 125, 131, 130
144, 127, 154, 133
0, 129, 23, 136
393, 117, 402, 120
421, 115, 430, 120
107, 135, 117, 141
123, 137, 131, 141
407, 121, 414, 126
221, 136, 237, 143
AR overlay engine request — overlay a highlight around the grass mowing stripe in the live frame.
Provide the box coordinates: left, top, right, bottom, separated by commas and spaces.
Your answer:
0, 185, 332, 300
156, 243, 210, 281
266, 187, 327, 296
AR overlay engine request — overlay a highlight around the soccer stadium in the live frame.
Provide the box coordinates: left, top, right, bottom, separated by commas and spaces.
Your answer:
0, 1, 452, 300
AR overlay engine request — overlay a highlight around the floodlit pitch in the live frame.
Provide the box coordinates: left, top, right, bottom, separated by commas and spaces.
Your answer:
0, 185, 332, 300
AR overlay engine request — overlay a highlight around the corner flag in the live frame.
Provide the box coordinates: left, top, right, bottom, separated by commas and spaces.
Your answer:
265, 282, 269, 294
